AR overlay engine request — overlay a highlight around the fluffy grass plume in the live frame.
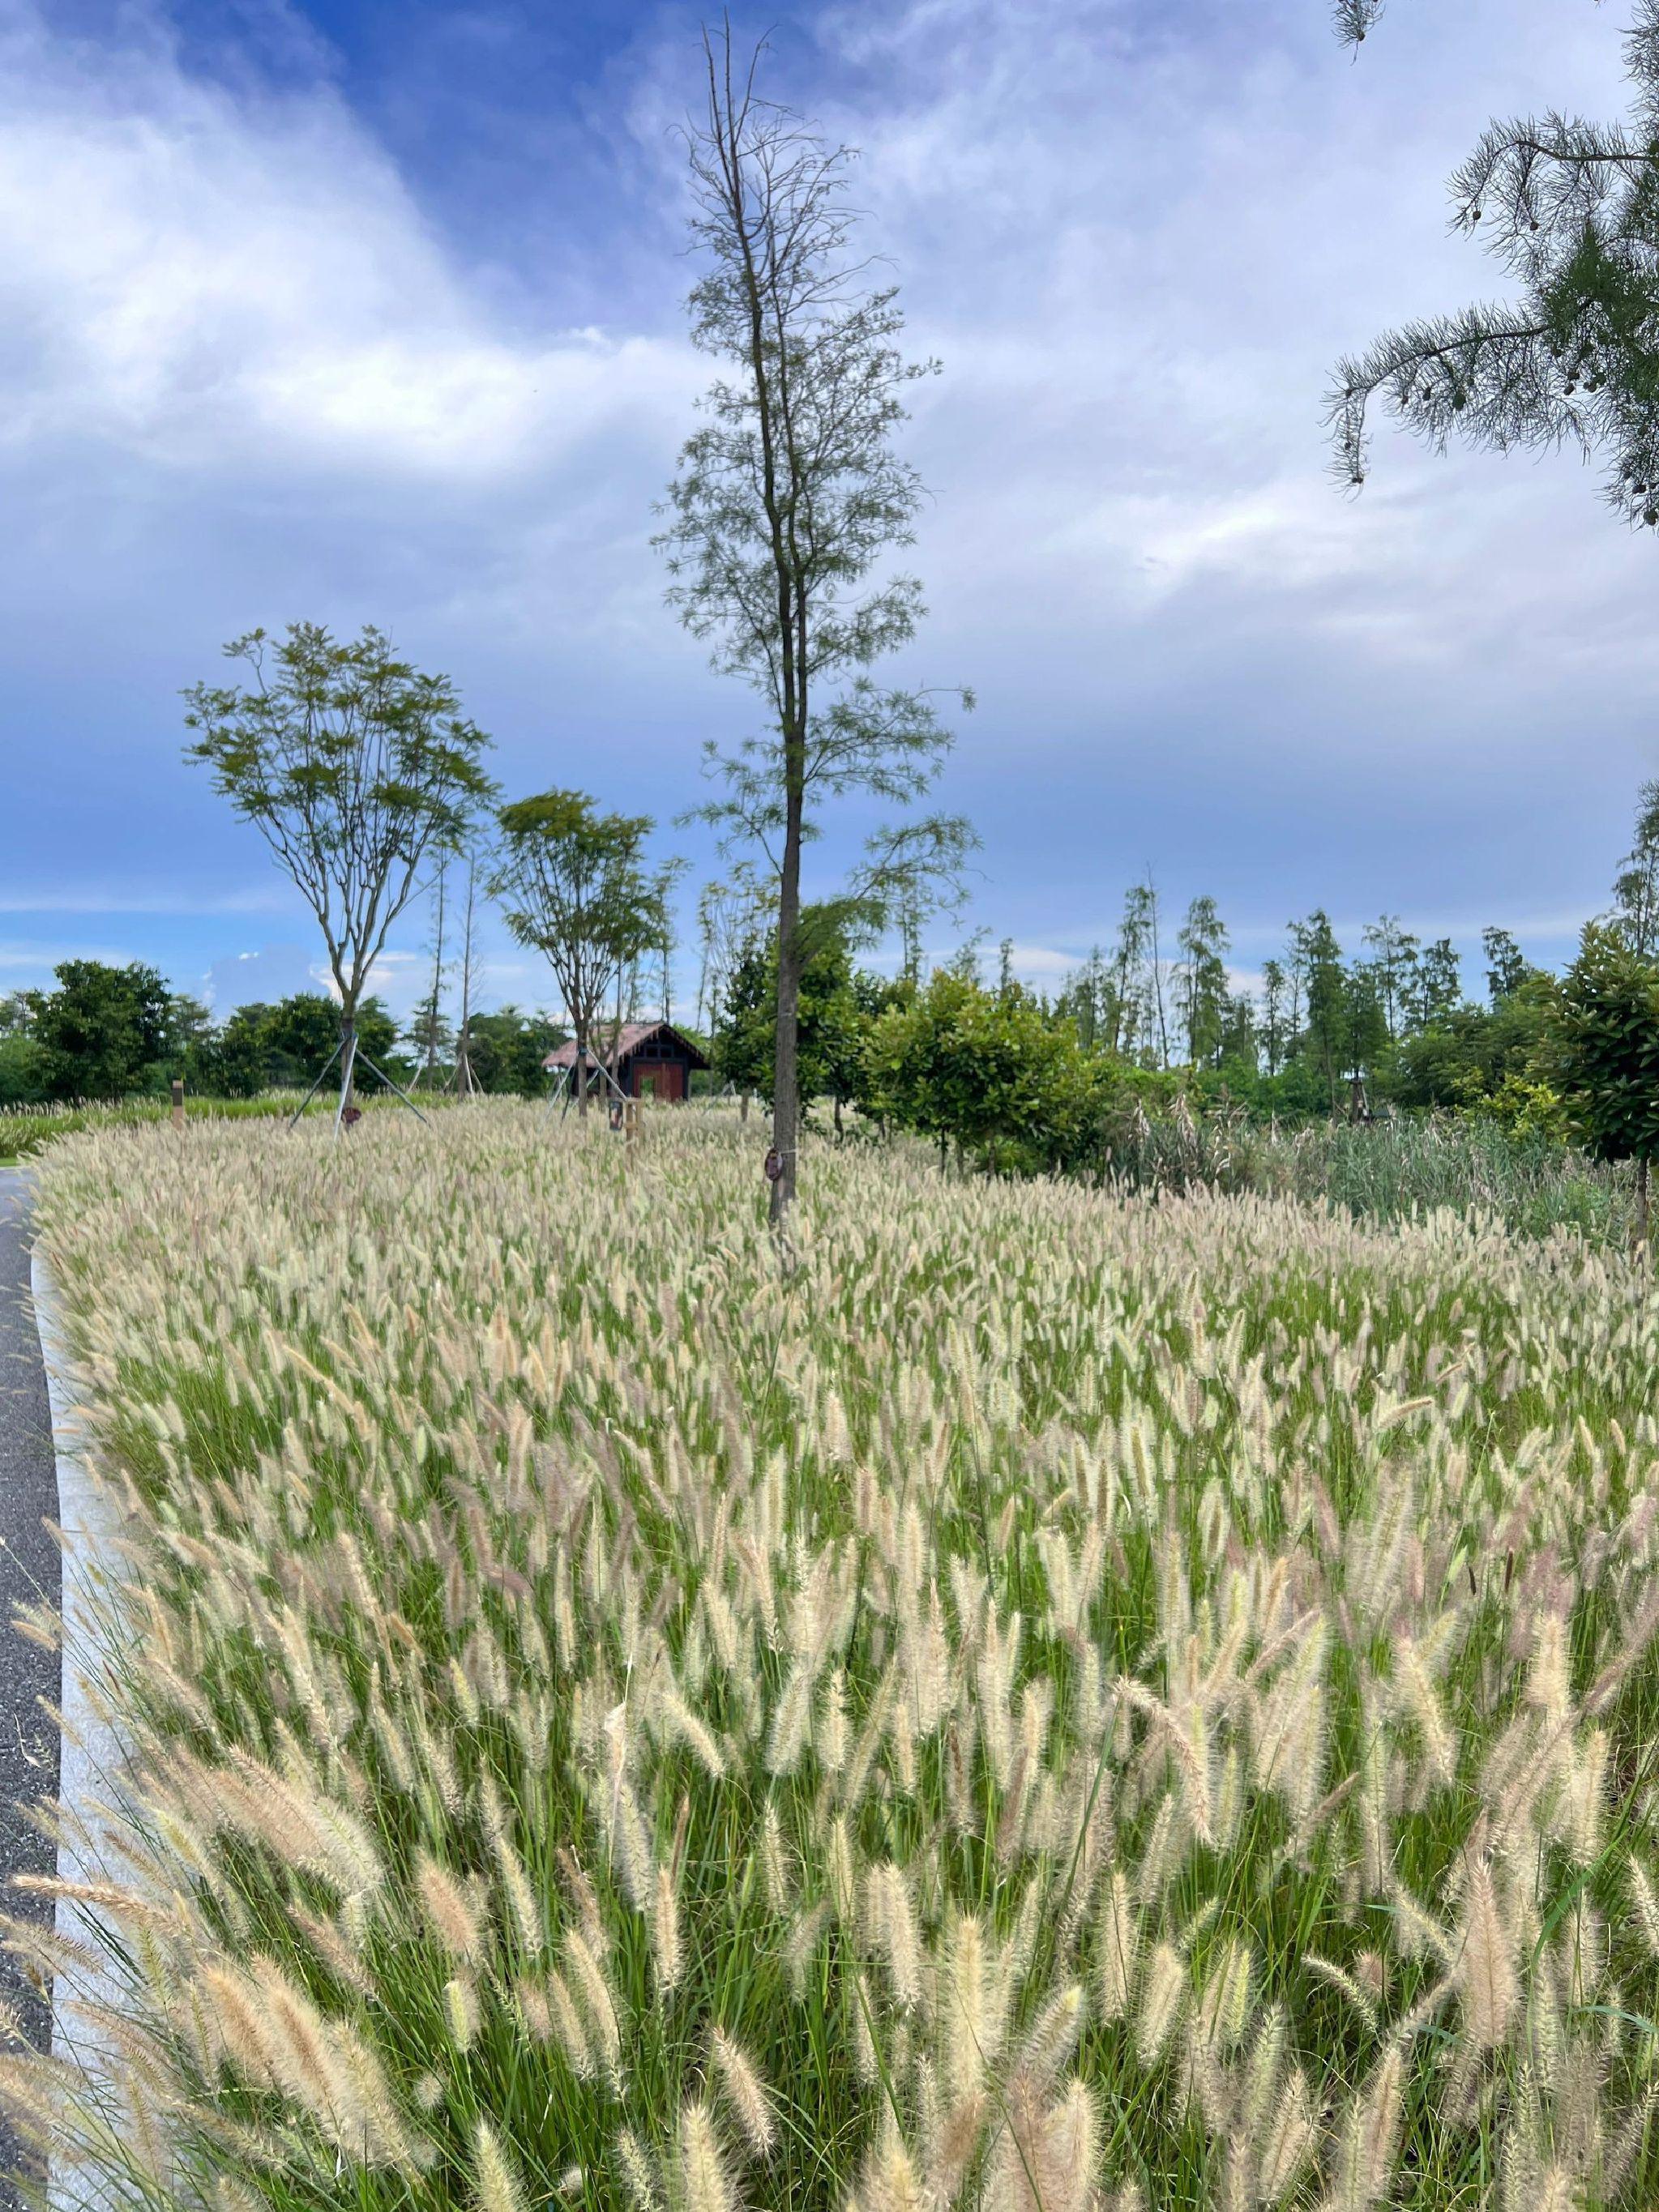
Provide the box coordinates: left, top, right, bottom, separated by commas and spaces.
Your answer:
15, 1102, 1659, 2209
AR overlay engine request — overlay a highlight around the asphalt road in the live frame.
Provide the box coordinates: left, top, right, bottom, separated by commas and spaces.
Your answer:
0, 1171, 62, 2205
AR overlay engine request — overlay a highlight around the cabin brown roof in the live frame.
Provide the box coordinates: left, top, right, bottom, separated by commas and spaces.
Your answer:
543, 1019, 710, 1073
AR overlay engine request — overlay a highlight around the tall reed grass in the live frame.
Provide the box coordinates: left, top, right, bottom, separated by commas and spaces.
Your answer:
11, 1106, 1659, 2210
1105, 1108, 1635, 1245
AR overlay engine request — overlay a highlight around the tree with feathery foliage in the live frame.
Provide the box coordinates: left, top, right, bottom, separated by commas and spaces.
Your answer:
1331, 2, 1659, 532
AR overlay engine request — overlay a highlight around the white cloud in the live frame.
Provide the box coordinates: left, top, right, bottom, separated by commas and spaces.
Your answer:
0, 0, 1652, 999
0, 2, 695, 482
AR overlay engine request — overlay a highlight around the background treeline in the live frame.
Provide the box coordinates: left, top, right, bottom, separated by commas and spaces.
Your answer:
0, 965, 567, 1104
693, 783, 1659, 1225
14, 782, 1659, 1226
707, 899, 1564, 1175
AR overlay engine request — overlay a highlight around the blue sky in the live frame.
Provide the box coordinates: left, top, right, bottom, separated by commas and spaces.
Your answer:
0, 0, 1650, 1022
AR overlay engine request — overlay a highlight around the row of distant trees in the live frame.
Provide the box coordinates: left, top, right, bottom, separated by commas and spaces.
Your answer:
695, 780, 1659, 1222
704, 901, 1537, 1175
0, 968, 567, 1106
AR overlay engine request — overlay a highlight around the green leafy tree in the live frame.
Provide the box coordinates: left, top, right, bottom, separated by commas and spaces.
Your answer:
1547, 921, 1659, 1236
1298, 911, 1349, 1111
182, 1007, 268, 1100
232, 994, 403, 1089
0, 1040, 44, 1105
492, 791, 662, 1116
864, 971, 1104, 1176
1332, 5, 1659, 527
712, 937, 775, 1111
658, 28, 972, 1227
1395, 971, 1558, 1112
0, 994, 45, 1105
184, 623, 494, 1110
460, 1008, 570, 1095
28, 961, 176, 1100
712, 908, 887, 1133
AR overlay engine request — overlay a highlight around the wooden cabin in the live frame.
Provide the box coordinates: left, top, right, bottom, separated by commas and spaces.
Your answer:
543, 1019, 709, 1102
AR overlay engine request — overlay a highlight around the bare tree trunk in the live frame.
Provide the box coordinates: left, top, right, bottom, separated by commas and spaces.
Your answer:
1149, 886, 1169, 1071
769, 779, 804, 1228
453, 856, 478, 1096
420, 863, 447, 1090
337, 1006, 357, 1125
575, 1018, 591, 1119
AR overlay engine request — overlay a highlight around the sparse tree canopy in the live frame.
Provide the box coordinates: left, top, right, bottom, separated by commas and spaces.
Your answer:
658, 28, 973, 1226
184, 623, 494, 1095
1332, 3, 1659, 527
1175, 895, 1230, 1070
1481, 925, 1530, 1008
491, 790, 664, 1116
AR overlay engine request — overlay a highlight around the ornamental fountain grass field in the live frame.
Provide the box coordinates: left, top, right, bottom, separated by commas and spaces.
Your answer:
11, 1105, 1659, 2210
0, 1090, 456, 1163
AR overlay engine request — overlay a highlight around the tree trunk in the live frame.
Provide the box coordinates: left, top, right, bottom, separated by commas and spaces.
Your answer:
575, 1018, 591, 1118
769, 786, 804, 1229
422, 865, 447, 1090
337, 1006, 357, 1126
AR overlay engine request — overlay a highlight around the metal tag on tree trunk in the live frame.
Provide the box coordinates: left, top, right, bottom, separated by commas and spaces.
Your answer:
763, 1147, 784, 1182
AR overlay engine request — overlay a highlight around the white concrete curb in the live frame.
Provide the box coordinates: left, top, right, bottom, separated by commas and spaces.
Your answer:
29, 1234, 131, 2212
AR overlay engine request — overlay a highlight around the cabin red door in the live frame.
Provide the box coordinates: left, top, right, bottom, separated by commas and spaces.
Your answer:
635, 1062, 685, 1101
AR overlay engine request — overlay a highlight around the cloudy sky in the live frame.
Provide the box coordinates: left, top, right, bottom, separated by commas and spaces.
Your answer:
0, 0, 1649, 1021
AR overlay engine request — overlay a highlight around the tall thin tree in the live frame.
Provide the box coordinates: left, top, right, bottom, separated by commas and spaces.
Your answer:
658, 27, 972, 1228
1361, 914, 1417, 1044
1259, 957, 1289, 1076
451, 845, 485, 1097
1175, 895, 1229, 1068
410, 856, 451, 1088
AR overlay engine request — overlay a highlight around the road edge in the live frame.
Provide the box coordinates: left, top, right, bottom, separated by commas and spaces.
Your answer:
28, 1227, 130, 2212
